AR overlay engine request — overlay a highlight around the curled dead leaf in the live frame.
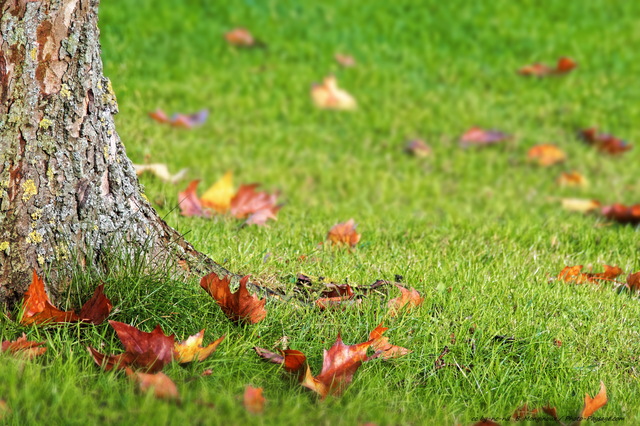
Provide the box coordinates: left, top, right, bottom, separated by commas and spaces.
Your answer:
387, 284, 424, 317
404, 139, 432, 157
200, 274, 267, 324
126, 368, 180, 401
243, 385, 266, 414
1, 333, 47, 359
527, 144, 566, 166
580, 381, 607, 420
368, 323, 411, 360
560, 198, 601, 213
557, 171, 587, 187
460, 127, 510, 147
579, 127, 632, 154
327, 219, 361, 247
518, 57, 577, 76
601, 203, 640, 225
311, 76, 356, 110
174, 330, 224, 363
557, 265, 622, 284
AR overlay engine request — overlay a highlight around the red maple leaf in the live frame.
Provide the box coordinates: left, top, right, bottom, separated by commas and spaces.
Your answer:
200, 273, 267, 324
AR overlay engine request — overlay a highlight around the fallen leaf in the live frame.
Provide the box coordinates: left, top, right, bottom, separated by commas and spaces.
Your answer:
557, 171, 587, 187
601, 203, 640, 225
89, 321, 175, 373
21, 270, 111, 325
201, 171, 235, 213
301, 335, 373, 399
253, 347, 307, 374
459, 127, 510, 147
314, 296, 361, 310
368, 323, 411, 360
557, 265, 623, 284
230, 184, 280, 225
335, 53, 356, 67
511, 404, 538, 421
560, 198, 601, 213
387, 284, 424, 316
626, 272, 640, 293
244, 207, 281, 227
126, 368, 179, 401
225, 28, 256, 47
1, 333, 47, 359
579, 128, 632, 154
527, 144, 566, 166
133, 163, 188, 185
174, 330, 225, 363
178, 180, 210, 218
327, 219, 361, 247
404, 139, 432, 157
243, 386, 266, 414
200, 274, 267, 324
541, 406, 559, 422
170, 109, 208, 129
518, 57, 577, 76
580, 381, 607, 420
311, 76, 357, 110
148, 109, 169, 123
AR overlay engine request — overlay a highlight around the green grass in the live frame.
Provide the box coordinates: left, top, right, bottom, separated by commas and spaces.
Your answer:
3, 0, 640, 424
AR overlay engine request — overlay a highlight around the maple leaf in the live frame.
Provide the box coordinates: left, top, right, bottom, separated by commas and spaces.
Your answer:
301, 335, 373, 399
459, 127, 510, 147
133, 163, 188, 185
626, 272, 640, 293
21, 270, 111, 325
201, 171, 235, 213
511, 404, 538, 421
601, 203, 640, 225
311, 76, 357, 110
387, 284, 424, 317
126, 368, 180, 401
579, 127, 632, 154
89, 321, 175, 373
243, 385, 266, 414
518, 57, 577, 76
178, 180, 211, 218
200, 273, 267, 324
335, 53, 356, 68
327, 219, 361, 247
174, 330, 225, 363
404, 139, 432, 157
170, 109, 208, 129
253, 347, 307, 374
557, 265, 623, 284
560, 198, 601, 213
579, 381, 607, 420
1, 333, 47, 359
368, 323, 411, 360
225, 28, 256, 47
230, 184, 280, 226
557, 171, 587, 187
148, 109, 169, 123
527, 144, 566, 166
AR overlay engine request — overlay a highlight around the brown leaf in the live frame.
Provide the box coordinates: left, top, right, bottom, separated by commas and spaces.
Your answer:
178, 180, 210, 218
148, 109, 169, 123
21, 270, 80, 325
580, 381, 607, 420
1, 333, 47, 359
335, 53, 356, 68
368, 323, 411, 360
230, 184, 279, 223
459, 127, 510, 147
327, 219, 361, 247
579, 127, 632, 154
315, 296, 361, 310
200, 274, 267, 324
243, 385, 266, 414
557, 171, 587, 187
527, 144, 566, 166
518, 57, 577, 76
244, 207, 281, 227
78, 284, 112, 324
174, 330, 224, 363
225, 28, 256, 47
253, 347, 307, 374
541, 405, 559, 421
557, 265, 622, 284
387, 284, 424, 317
601, 203, 640, 225
301, 335, 373, 399
126, 368, 179, 401
626, 272, 640, 293
106, 321, 175, 373
87, 347, 134, 371
404, 139, 432, 157
511, 404, 538, 421
311, 76, 357, 110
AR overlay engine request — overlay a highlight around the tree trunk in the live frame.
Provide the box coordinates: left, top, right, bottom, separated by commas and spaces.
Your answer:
0, 0, 230, 308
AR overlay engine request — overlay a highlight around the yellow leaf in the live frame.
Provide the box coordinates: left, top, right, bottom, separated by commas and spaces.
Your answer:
201, 171, 235, 213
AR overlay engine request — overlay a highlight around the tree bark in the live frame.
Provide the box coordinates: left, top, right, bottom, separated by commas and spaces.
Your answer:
0, 0, 231, 308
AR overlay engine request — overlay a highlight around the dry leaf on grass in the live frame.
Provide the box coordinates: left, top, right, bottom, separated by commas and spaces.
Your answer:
327, 219, 361, 247
174, 330, 224, 363
527, 144, 566, 166
459, 127, 511, 147
126, 368, 179, 401
1, 333, 47, 359
601, 203, 640, 225
243, 385, 266, 414
368, 323, 411, 360
518, 57, 577, 76
404, 139, 432, 157
560, 198, 601, 213
201, 171, 235, 213
387, 284, 424, 316
225, 28, 256, 47
178, 180, 210, 218
580, 381, 607, 420
579, 128, 632, 154
557, 171, 587, 187
557, 265, 622, 284
311, 76, 356, 110
335, 53, 356, 67
200, 274, 267, 324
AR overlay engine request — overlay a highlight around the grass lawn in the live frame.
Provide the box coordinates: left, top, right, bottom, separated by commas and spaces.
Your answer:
2, 0, 640, 424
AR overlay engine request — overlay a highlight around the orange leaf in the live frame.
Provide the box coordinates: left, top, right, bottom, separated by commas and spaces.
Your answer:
626, 272, 640, 293
148, 109, 169, 123
225, 28, 256, 47
601, 203, 640, 225
229, 184, 280, 225
178, 180, 210, 218
301, 335, 373, 399
253, 347, 307, 374
174, 330, 224, 363
1, 333, 47, 359
200, 274, 267, 324
459, 127, 510, 147
21, 270, 81, 325
519, 57, 577, 76
334, 53, 356, 68
557, 171, 587, 187
311, 76, 357, 110
126, 369, 179, 401
579, 127, 632, 154
327, 219, 361, 247
368, 323, 411, 360
387, 284, 424, 317
580, 381, 607, 420
558, 265, 622, 284
243, 385, 266, 414
527, 144, 566, 166
201, 171, 235, 213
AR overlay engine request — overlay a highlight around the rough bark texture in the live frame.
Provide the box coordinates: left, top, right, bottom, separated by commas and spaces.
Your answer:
0, 0, 231, 308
